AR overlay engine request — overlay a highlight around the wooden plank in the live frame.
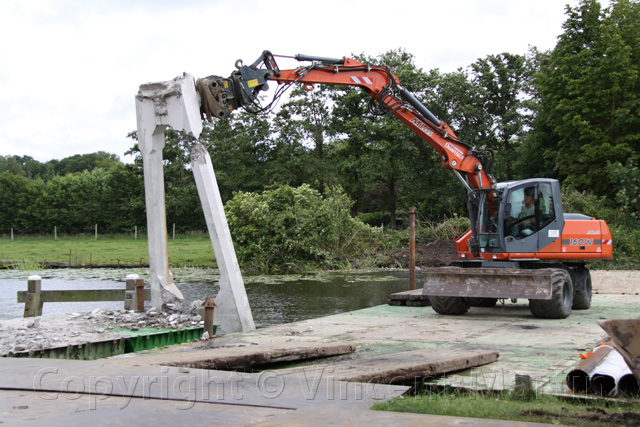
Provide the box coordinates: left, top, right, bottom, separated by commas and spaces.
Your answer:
278, 347, 499, 384
17, 289, 151, 303
163, 343, 357, 370
388, 288, 431, 306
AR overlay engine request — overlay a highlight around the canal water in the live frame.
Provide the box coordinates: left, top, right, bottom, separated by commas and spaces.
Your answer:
0, 268, 411, 328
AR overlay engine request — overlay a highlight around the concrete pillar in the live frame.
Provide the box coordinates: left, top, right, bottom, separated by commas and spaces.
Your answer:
124, 274, 139, 310
135, 74, 202, 310
191, 143, 255, 334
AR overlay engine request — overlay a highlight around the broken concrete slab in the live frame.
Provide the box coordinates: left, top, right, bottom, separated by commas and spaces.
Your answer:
191, 143, 255, 334
135, 74, 202, 310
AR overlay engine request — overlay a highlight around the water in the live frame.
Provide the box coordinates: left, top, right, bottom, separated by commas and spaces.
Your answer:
0, 268, 410, 328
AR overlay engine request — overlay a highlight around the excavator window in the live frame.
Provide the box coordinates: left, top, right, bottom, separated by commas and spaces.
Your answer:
538, 183, 556, 229
478, 191, 502, 249
504, 183, 555, 239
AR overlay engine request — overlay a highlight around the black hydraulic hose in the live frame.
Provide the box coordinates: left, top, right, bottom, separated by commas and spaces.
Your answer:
399, 88, 442, 127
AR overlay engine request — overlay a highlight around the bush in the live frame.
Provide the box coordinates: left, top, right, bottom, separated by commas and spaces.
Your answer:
561, 184, 639, 269
417, 215, 470, 243
560, 184, 618, 223
225, 185, 386, 272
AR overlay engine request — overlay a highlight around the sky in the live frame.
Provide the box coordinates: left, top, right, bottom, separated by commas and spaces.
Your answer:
0, 0, 598, 164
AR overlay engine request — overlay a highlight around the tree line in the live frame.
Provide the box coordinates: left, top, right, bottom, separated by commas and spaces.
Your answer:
1, 0, 638, 247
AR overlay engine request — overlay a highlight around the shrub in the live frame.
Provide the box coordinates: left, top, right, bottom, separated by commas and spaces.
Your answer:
417, 215, 471, 243
225, 185, 385, 272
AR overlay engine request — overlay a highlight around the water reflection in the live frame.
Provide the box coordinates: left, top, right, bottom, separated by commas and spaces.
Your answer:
0, 268, 410, 328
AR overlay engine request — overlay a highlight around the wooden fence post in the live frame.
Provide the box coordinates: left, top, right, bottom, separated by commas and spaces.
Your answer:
23, 275, 43, 318
95, 224, 98, 241
54, 226, 57, 241
11, 228, 13, 241
134, 225, 138, 241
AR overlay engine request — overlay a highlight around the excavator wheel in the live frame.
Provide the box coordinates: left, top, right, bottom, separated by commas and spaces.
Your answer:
430, 296, 470, 315
529, 269, 573, 319
572, 267, 592, 310
467, 298, 498, 307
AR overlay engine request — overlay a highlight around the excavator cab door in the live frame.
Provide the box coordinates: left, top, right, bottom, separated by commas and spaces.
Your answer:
501, 180, 564, 254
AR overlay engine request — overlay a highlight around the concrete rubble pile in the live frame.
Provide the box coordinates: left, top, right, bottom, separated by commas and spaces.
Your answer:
0, 300, 206, 356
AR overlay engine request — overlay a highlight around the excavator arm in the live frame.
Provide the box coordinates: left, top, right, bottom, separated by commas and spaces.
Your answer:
197, 50, 496, 192
197, 50, 499, 256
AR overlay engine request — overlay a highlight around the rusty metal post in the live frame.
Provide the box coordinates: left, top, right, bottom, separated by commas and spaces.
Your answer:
134, 279, 146, 312
202, 297, 217, 338
409, 207, 416, 291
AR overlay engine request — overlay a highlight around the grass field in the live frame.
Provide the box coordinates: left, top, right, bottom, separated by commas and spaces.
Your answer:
0, 234, 218, 268
371, 388, 640, 426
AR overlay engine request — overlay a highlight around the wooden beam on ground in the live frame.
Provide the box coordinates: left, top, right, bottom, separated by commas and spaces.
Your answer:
388, 288, 431, 306
278, 347, 499, 384
162, 343, 357, 370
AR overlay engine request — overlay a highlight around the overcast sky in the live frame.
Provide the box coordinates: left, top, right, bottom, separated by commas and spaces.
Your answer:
0, 0, 597, 164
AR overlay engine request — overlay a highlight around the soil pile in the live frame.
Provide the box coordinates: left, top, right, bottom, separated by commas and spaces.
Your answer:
391, 239, 459, 268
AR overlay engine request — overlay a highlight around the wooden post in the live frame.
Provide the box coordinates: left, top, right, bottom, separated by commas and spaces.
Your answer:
23, 275, 43, 317
95, 224, 98, 241
54, 226, 57, 241
409, 207, 416, 291
10, 227, 13, 241
134, 225, 138, 241
172, 223, 175, 240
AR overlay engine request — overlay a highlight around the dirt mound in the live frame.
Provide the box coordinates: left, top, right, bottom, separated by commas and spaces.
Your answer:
391, 239, 459, 268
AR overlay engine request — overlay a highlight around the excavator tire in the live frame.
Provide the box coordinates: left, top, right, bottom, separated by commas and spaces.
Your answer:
529, 269, 573, 319
572, 267, 592, 310
467, 298, 498, 307
430, 296, 470, 315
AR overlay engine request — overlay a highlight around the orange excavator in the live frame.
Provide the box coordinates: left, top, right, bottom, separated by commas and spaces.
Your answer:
196, 51, 613, 319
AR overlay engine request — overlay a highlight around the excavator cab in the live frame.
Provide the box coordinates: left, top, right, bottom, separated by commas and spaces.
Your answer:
476, 178, 564, 258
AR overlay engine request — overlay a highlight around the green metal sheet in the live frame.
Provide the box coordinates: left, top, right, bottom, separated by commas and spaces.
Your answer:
2, 326, 215, 360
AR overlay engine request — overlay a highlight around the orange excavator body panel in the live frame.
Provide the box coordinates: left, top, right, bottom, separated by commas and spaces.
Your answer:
455, 218, 613, 261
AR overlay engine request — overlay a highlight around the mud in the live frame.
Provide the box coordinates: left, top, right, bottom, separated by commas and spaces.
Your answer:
391, 239, 459, 268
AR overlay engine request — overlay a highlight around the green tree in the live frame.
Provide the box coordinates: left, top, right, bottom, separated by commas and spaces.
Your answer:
100, 163, 146, 232
198, 110, 272, 202
272, 85, 333, 193
536, 0, 640, 195
0, 172, 30, 232
470, 53, 531, 180
54, 151, 120, 176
